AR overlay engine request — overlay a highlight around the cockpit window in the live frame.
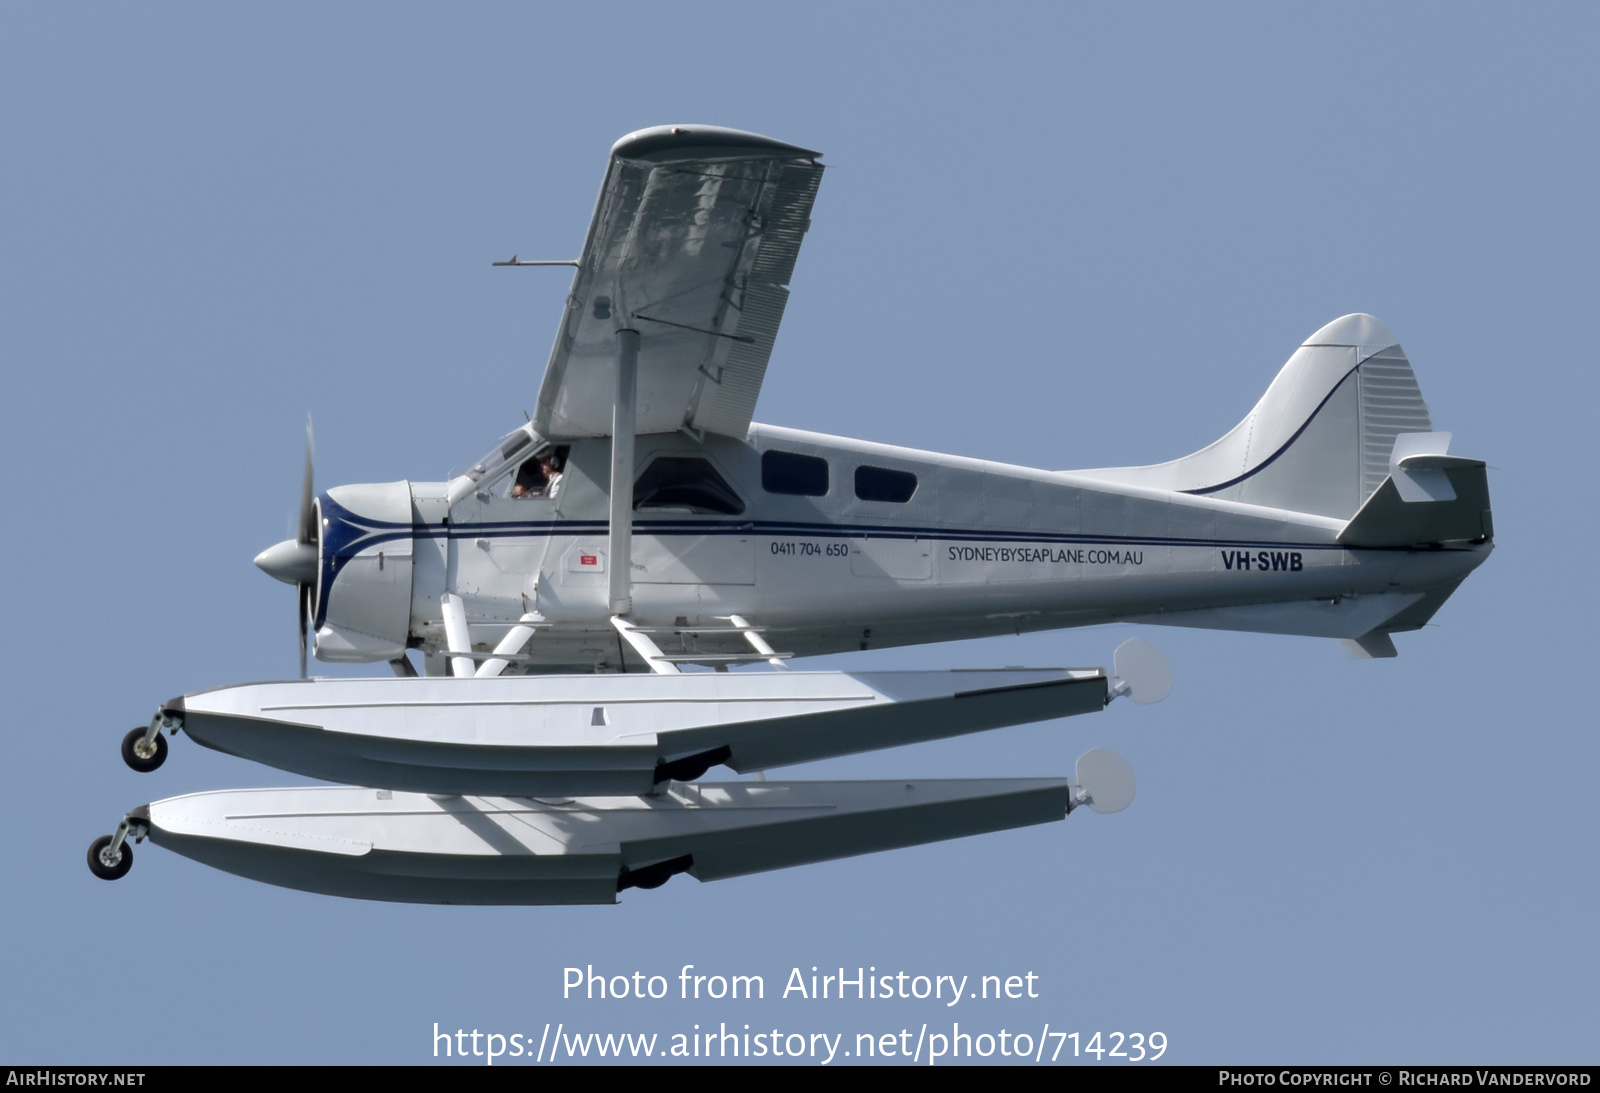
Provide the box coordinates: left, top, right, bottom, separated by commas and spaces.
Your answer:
462, 428, 536, 483
501, 445, 570, 500
633, 457, 745, 515
510, 458, 547, 496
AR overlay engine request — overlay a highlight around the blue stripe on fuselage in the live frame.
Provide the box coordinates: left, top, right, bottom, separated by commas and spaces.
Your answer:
410, 516, 1349, 552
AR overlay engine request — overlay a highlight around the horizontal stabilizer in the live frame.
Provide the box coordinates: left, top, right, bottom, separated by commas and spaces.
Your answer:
138, 778, 1081, 904
1340, 631, 1398, 659
1378, 577, 1467, 634
1335, 572, 1472, 657
1132, 592, 1423, 640
1339, 459, 1491, 548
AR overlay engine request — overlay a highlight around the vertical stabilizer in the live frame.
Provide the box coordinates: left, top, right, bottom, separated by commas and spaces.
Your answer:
1075, 315, 1433, 519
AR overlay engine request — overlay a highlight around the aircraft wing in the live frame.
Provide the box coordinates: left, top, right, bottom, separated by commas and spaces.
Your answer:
533, 125, 824, 440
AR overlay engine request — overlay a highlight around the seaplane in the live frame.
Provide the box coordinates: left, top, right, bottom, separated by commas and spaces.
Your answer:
88, 125, 1493, 904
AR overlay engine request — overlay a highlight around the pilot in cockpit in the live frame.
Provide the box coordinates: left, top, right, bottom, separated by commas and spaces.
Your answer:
510, 448, 566, 499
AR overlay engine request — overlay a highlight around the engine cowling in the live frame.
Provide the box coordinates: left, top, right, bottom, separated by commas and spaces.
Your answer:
313, 482, 415, 663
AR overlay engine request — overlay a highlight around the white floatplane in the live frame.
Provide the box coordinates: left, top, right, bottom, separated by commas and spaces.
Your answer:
90, 125, 1491, 903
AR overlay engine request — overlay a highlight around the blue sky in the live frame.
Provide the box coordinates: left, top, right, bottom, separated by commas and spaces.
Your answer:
2, 4, 1594, 1065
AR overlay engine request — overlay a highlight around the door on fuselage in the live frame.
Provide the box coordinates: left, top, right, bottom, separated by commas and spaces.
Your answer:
630, 452, 755, 586
448, 438, 567, 608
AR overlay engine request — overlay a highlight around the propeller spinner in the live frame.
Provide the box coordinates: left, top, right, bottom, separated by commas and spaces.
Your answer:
253, 421, 318, 677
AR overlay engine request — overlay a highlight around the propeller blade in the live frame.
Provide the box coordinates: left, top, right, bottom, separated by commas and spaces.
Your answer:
298, 582, 310, 679
297, 417, 316, 546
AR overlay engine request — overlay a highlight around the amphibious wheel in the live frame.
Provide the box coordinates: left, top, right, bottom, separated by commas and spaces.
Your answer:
87, 835, 133, 881
121, 726, 168, 773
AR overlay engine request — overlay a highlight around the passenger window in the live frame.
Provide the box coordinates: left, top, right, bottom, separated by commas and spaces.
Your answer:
854, 465, 918, 503
762, 450, 829, 496
634, 457, 745, 515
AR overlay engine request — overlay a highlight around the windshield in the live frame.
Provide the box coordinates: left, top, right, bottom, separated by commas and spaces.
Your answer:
459, 427, 537, 483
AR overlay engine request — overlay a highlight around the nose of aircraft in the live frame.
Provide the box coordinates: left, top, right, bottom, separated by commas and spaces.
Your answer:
254, 538, 318, 586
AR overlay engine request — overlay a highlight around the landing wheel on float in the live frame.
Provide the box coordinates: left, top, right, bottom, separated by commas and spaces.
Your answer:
121, 726, 168, 773
87, 835, 133, 881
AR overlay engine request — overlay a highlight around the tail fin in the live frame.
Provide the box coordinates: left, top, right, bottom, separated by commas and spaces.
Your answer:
1077, 314, 1433, 519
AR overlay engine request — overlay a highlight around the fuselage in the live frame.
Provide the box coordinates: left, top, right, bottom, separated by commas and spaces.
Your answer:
307, 423, 1491, 673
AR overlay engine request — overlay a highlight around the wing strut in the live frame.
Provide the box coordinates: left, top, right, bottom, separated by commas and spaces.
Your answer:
608, 328, 639, 616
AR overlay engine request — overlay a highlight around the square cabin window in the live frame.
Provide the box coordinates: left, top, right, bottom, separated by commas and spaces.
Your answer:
762, 450, 829, 496
854, 465, 918, 503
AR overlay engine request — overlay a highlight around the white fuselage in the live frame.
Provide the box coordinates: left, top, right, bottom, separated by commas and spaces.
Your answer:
311, 423, 1490, 672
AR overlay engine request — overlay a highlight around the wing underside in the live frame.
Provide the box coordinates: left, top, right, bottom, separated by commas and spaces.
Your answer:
534, 125, 824, 440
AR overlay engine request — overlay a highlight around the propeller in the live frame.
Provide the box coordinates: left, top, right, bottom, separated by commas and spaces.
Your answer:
297, 420, 315, 678
254, 420, 319, 678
